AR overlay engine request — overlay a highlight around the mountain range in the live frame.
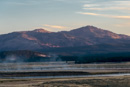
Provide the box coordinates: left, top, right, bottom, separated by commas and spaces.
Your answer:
0, 26, 130, 55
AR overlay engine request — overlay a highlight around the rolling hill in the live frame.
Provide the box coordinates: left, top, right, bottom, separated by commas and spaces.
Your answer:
0, 26, 130, 52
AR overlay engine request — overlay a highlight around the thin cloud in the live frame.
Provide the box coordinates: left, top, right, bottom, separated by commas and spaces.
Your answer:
83, 7, 130, 11
43, 24, 66, 29
128, 34, 130, 36
83, 1, 130, 11
78, 12, 100, 16
80, 0, 130, 20
83, 2, 130, 10
83, 4, 100, 7
78, 12, 130, 19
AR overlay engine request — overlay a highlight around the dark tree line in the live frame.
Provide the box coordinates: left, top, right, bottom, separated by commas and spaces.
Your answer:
0, 50, 130, 63
59, 52, 130, 63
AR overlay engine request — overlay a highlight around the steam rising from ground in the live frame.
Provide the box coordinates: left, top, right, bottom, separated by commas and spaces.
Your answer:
0, 54, 73, 71
0, 54, 130, 72
1, 55, 24, 71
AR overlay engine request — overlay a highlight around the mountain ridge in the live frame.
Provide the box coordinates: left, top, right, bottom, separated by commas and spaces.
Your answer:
0, 25, 130, 52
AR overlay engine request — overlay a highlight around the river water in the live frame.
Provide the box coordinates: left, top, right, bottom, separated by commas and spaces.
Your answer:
1, 73, 130, 79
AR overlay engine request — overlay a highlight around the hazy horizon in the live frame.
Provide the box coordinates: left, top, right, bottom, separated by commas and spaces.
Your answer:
0, 0, 130, 35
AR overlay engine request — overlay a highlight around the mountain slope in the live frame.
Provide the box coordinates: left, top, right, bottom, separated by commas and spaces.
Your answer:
0, 26, 130, 51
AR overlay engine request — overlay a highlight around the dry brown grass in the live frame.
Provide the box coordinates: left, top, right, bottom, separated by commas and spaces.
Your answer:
0, 62, 130, 87
0, 76, 130, 87
36, 76, 130, 87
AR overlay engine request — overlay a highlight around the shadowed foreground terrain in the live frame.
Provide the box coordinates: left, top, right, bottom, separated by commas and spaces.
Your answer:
0, 76, 130, 87
0, 62, 130, 87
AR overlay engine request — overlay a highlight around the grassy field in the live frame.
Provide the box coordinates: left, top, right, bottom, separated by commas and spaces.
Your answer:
0, 62, 130, 87
0, 75, 130, 87
0, 62, 130, 71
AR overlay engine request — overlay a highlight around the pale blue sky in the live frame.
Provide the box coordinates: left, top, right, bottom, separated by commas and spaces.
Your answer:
0, 0, 130, 35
